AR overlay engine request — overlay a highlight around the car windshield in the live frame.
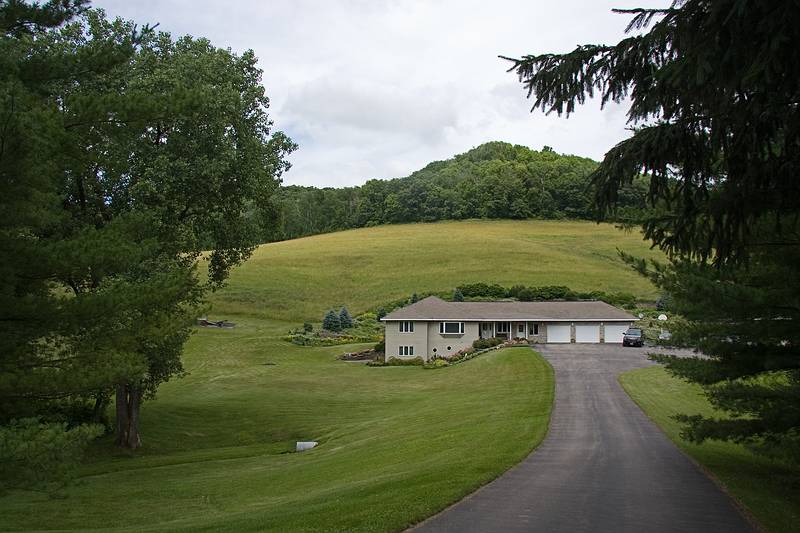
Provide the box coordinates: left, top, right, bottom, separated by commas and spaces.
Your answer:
626, 328, 642, 336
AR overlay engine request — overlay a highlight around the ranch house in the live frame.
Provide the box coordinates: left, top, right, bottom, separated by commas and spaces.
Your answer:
382, 296, 636, 361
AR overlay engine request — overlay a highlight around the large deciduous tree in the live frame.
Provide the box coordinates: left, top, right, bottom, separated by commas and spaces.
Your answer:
504, 0, 799, 460
0, 1, 296, 451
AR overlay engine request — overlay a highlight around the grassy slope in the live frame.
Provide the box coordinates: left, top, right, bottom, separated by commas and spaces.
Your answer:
1, 343, 553, 532
0, 220, 659, 531
620, 367, 800, 533
212, 220, 664, 321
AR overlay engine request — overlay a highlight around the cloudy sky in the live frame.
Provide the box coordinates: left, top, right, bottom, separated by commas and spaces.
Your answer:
93, 0, 664, 187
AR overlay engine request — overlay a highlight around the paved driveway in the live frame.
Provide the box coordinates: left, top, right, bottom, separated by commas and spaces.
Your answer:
412, 344, 755, 533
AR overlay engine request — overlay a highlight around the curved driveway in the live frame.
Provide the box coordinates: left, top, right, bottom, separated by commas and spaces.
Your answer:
412, 344, 755, 533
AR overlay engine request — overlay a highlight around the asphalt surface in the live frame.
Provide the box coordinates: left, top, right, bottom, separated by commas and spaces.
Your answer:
411, 344, 755, 533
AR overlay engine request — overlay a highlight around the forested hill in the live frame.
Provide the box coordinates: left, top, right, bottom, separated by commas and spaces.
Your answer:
273, 141, 648, 240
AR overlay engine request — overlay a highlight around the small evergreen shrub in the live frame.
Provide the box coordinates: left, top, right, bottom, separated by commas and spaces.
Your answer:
339, 307, 353, 329
452, 288, 464, 302
322, 309, 341, 331
376, 307, 387, 320
303, 322, 313, 333
374, 339, 385, 353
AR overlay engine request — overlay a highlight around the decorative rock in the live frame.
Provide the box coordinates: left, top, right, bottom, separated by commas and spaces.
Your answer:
657, 314, 668, 321
296, 441, 318, 452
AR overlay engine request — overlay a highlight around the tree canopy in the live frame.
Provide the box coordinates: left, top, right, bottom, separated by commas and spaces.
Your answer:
505, 0, 799, 461
0, 0, 295, 456
273, 141, 649, 240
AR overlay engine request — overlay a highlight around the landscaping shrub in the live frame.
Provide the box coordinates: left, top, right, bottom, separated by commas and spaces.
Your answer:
517, 287, 536, 301
374, 339, 385, 353
508, 284, 527, 298
452, 288, 464, 302
385, 356, 424, 366
322, 309, 341, 331
339, 307, 353, 329
457, 282, 508, 298
303, 322, 313, 333
472, 337, 504, 350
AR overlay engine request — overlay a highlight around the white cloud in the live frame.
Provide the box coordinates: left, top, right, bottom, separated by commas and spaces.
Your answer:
93, 0, 667, 186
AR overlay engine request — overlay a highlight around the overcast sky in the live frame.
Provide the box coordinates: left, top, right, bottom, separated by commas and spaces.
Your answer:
93, 0, 664, 187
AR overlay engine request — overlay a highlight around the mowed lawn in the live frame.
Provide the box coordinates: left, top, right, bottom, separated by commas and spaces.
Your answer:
212, 220, 664, 321
0, 335, 552, 531
0, 220, 656, 531
620, 367, 800, 533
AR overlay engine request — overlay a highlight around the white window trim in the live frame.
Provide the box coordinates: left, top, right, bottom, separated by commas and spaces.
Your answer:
529, 322, 539, 336
398, 345, 414, 356
439, 322, 464, 335
399, 321, 414, 333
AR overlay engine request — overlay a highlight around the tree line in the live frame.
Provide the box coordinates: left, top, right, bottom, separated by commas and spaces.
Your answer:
270, 142, 650, 241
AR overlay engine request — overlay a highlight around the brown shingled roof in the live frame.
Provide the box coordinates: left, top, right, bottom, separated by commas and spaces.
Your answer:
382, 296, 636, 322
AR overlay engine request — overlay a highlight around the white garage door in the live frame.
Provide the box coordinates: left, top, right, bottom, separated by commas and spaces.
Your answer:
575, 323, 601, 343
547, 324, 571, 343
604, 324, 630, 343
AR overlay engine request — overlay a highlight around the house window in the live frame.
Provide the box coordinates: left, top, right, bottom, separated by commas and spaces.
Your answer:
398, 345, 414, 356
399, 321, 414, 333
529, 323, 539, 336
439, 322, 464, 334
496, 322, 508, 333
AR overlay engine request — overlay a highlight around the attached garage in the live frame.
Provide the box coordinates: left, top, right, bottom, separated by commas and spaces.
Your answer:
575, 323, 601, 343
547, 324, 571, 343
604, 324, 630, 344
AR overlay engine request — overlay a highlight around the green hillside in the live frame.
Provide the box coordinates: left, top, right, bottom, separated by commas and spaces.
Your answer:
0, 220, 660, 531
212, 219, 663, 322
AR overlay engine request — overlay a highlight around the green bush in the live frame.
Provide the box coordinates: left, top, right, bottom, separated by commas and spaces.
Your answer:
385, 356, 424, 366
374, 339, 385, 352
472, 337, 504, 350
425, 358, 450, 369
452, 288, 464, 302
517, 288, 536, 301
303, 322, 313, 333
339, 307, 353, 329
508, 284, 527, 298
322, 309, 341, 331
457, 283, 508, 298
0, 418, 103, 493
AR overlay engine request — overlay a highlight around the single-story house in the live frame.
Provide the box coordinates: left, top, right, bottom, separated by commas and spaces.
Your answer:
381, 296, 637, 361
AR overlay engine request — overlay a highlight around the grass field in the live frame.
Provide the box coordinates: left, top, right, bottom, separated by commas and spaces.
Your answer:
620, 367, 800, 533
212, 220, 664, 322
0, 220, 661, 531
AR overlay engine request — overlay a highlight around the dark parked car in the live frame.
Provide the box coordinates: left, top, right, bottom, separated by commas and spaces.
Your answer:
622, 327, 644, 347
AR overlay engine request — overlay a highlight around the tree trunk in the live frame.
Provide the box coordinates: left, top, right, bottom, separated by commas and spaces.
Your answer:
91, 392, 107, 424
115, 383, 142, 449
